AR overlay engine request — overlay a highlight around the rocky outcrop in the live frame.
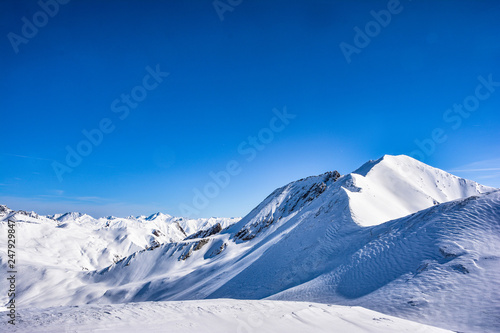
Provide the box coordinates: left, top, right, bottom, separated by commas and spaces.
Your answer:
234, 170, 341, 242
185, 223, 222, 240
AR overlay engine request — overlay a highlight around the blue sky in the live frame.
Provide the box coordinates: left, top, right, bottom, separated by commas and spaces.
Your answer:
1, 0, 499, 218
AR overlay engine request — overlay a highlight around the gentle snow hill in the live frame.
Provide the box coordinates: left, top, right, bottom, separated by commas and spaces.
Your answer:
0, 299, 452, 333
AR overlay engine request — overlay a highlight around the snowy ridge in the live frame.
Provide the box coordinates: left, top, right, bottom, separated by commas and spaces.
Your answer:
231, 170, 341, 242
44, 210, 239, 235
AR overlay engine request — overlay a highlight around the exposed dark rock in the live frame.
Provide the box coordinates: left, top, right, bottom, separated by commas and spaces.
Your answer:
175, 222, 187, 237
178, 247, 193, 261
439, 247, 458, 259
16, 210, 40, 219
0, 204, 11, 215
185, 223, 222, 240
194, 238, 210, 251
451, 264, 469, 274
204, 240, 227, 259
234, 171, 341, 242
235, 218, 274, 241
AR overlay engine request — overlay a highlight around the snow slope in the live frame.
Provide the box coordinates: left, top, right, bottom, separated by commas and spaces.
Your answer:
1, 155, 498, 332
0, 299, 451, 333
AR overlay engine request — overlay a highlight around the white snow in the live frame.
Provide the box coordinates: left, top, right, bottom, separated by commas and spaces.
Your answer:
1, 154, 498, 332
0, 299, 451, 333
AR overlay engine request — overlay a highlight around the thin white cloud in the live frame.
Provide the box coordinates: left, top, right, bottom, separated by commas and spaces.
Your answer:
448, 158, 500, 188
448, 158, 500, 173
475, 173, 500, 180
36, 194, 109, 203
450, 168, 500, 172
3, 153, 52, 161
75, 196, 110, 203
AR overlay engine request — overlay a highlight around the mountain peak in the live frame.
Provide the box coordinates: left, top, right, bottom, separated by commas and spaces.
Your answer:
346, 154, 496, 226
352, 154, 420, 176
145, 212, 172, 221
0, 204, 11, 214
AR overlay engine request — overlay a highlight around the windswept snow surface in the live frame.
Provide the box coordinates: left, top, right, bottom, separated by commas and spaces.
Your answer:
0, 299, 452, 333
269, 191, 500, 332
1, 155, 498, 332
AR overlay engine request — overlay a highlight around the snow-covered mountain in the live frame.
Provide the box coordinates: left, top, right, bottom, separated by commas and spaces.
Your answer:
0, 206, 239, 310
1, 155, 498, 332
1, 207, 238, 255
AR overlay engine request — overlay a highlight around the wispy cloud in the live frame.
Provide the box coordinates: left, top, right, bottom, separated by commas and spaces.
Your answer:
450, 168, 500, 172
50, 189, 65, 196
450, 157, 500, 167
474, 174, 500, 180
75, 196, 110, 203
36, 194, 109, 204
3, 153, 52, 161
449, 158, 500, 172
448, 158, 500, 188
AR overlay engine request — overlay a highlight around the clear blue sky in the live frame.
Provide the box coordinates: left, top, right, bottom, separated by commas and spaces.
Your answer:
1, 0, 499, 218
